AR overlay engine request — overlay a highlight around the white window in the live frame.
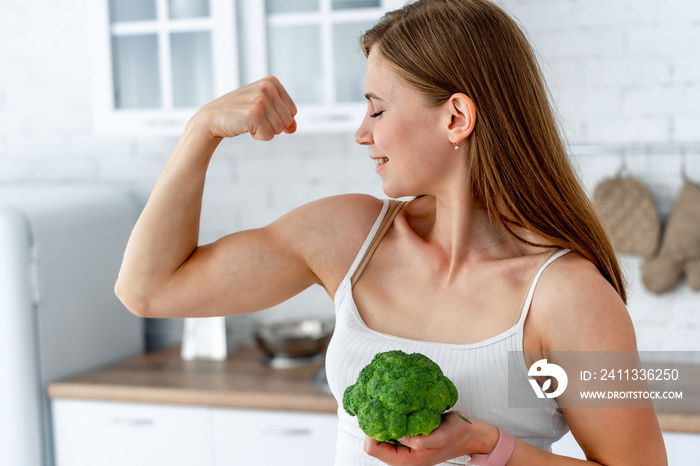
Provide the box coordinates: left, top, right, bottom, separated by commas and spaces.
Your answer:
93, 0, 406, 135
239, 0, 406, 132
92, 0, 238, 135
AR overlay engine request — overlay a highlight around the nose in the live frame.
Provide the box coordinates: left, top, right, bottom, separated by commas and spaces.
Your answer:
354, 115, 373, 145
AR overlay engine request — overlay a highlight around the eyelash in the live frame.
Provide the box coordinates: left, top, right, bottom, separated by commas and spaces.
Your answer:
370, 111, 383, 118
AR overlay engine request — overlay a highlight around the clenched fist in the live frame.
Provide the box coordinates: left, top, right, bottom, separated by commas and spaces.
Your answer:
194, 76, 297, 141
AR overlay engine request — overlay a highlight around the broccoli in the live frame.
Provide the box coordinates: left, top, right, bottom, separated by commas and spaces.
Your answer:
342, 350, 459, 444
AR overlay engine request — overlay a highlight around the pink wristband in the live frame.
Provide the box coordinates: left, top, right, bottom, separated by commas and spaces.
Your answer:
466, 427, 515, 466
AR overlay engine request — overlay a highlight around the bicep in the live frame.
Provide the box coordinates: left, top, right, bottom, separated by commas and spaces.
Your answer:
143, 204, 322, 318
145, 194, 382, 318
168, 226, 320, 317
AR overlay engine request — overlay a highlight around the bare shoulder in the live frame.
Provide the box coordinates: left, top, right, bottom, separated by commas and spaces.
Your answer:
274, 193, 383, 239
268, 193, 385, 294
529, 251, 636, 352
302, 193, 383, 225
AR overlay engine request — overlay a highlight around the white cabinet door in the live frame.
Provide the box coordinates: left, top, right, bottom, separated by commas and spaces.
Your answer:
213, 408, 338, 466
663, 431, 700, 466
552, 430, 700, 465
52, 399, 214, 466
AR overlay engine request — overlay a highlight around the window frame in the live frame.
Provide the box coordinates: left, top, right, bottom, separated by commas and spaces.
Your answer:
91, 0, 238, 136
91, 0, 407, 135
238, 0, 405, 133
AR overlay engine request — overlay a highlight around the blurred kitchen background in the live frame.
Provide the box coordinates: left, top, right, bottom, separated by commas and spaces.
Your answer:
2, 0, 699, 352
1, 0, 700, 465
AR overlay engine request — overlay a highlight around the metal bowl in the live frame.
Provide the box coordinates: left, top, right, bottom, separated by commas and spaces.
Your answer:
254, 319, 334, 361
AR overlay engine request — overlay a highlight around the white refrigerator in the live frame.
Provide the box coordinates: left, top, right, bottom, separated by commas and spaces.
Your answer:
0, 184, 145, 466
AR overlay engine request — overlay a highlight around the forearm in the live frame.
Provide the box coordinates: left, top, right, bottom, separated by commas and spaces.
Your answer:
370, 413, 646, 466
507, 439, 598, 466
116, 115, 221, 314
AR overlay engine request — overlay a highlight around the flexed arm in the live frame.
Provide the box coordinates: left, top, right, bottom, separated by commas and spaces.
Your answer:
115, 77, 318, 318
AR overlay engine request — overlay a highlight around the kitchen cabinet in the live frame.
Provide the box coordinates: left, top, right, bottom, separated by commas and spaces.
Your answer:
52, 399, 700, 466
48, 347, 700, 465
551, 430, 700, 464
49, 347, 338, 465
52, 400, 214, 466
663, 431, 700, 465
213, 408, 337, 465
93, 0, 407, 135
52, 399, 337, 466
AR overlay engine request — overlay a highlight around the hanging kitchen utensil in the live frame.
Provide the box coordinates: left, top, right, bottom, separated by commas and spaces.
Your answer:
593, 176, 661, 257
642, 179, 700, 293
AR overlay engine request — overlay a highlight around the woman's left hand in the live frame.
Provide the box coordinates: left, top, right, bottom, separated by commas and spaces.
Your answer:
364, 412, 499, 466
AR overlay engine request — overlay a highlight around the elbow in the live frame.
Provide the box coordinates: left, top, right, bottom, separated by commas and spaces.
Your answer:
114, 276, 155, 318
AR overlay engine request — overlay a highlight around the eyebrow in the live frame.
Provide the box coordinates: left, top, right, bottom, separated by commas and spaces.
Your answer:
364, 92, 384, 101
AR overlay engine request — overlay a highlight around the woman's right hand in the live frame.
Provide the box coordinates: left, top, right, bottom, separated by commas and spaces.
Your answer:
194, 76, 297, 141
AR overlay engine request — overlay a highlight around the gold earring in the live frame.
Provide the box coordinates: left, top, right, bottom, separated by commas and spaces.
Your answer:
453, 140, 460, 150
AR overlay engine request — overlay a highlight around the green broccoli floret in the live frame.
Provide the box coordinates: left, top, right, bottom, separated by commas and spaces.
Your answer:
342, 350, 459, 444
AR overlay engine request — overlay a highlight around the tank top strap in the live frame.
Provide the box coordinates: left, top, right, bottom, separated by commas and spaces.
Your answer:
516, 248, 571, 327
349, 199, 408, 288
339, 198, 389, 290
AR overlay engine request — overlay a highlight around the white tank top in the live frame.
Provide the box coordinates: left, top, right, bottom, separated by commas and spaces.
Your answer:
326, 199, 570, 465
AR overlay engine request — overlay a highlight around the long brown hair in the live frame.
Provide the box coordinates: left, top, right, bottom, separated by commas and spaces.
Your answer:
361, 0, 626, 302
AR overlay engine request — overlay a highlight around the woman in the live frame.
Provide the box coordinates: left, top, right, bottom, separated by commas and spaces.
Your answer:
115, 0, 667, 464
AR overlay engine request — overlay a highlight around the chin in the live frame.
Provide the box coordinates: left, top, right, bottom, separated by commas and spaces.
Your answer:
381, 184, 419, 200
380, 183, 402, 199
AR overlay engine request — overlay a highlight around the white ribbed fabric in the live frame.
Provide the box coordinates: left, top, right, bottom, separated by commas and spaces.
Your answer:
326, 199, 570, 465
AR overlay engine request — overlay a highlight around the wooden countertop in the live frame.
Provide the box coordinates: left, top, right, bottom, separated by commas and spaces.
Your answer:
48, 346, 338, 414
48, 347, 700, 433
647, 362, 700, 434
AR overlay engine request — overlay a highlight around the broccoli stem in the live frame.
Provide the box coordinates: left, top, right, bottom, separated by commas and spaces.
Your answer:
449, 411, 472, 424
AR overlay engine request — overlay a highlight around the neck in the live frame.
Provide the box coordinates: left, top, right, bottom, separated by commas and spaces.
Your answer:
407, 190, 526, 280
436, 196, 507, 252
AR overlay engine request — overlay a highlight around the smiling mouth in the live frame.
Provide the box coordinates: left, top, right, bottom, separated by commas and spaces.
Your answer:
375, 157, 388, 166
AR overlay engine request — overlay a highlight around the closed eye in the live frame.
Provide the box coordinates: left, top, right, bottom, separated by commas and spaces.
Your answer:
370, 111, 383, 118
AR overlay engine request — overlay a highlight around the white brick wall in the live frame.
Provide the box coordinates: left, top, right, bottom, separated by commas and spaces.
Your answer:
501, 0, 700, 145
1, 0, 699, 352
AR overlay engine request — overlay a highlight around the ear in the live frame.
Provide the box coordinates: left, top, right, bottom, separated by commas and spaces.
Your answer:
445, 93, 476, 144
